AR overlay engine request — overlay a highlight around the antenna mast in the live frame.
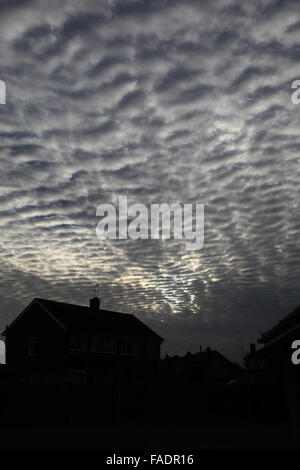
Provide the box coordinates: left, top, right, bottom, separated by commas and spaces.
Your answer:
95, 283, 99, 298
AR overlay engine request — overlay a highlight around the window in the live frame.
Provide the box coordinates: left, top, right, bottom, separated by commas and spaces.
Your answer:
67, 370, 87, 383
27, 337, 40, 356
91, 336, 117, 353
120, 338, 141, 355
68, 334, 87, 352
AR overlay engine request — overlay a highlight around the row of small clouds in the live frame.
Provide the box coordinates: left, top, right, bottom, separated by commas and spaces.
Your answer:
0, 0, 299, 360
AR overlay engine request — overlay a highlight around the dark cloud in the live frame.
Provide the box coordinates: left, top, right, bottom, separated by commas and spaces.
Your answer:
0, 0, 299, 362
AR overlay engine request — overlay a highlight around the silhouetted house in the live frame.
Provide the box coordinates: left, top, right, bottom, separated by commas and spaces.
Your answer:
161, 347, 240, 384
244, 306, 300, 422
2, 297, 164, 384
245, 305, 300, 379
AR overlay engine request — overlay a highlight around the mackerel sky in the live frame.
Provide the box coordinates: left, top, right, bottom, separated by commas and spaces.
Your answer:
0, 0, 300, 362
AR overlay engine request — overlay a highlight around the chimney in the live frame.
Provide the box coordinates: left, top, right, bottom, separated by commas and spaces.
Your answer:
250, 343, 256, 355
90, 297, 100, 310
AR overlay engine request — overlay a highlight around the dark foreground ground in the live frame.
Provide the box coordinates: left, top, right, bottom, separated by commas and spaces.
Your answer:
0, 420, 299, 450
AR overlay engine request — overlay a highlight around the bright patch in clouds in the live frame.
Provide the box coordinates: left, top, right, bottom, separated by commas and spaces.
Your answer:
0, 0, 300, 360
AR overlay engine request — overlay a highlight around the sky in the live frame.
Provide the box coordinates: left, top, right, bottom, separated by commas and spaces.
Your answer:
0, 0, 300, 363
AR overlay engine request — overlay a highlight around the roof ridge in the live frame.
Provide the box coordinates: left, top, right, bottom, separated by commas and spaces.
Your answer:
259, 304, 300, 343
3, 298, 164, 343
36, 297, 131, 316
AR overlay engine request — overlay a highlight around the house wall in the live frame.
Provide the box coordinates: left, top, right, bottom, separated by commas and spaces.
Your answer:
5, 302, 66, 375
4, 301, 161, 384
65, 334, 161, 384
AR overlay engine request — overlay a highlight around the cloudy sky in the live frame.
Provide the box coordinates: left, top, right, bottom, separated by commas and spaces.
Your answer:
0, 0, 300, 363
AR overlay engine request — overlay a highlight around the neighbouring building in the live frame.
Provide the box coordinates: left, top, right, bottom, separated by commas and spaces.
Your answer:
245, 304, 300, 378
244, 305, 300, 422
161, 347, 241, 384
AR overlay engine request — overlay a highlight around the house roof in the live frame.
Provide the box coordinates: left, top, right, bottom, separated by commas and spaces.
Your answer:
258, 304, 300, 344
2, 297, 164, 342
163, 349, 236, 367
